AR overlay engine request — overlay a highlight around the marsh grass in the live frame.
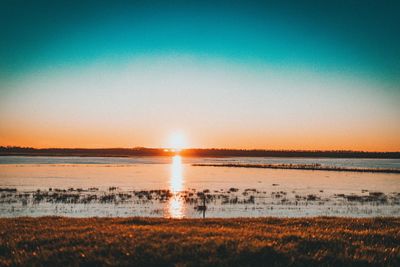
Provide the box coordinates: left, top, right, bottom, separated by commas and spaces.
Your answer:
0, 217, 399, 266
192, 163, 400, 173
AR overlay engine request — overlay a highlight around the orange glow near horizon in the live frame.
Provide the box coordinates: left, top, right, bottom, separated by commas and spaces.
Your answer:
1, 124, 399, 152
1, 59, 400, 152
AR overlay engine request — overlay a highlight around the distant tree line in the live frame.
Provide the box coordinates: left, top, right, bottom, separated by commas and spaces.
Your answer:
1, 146, 399, 158
181, 149, 400, 158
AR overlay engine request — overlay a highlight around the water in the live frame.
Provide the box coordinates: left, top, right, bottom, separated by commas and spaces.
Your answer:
0, 156, 399, 218
1, 156, 400, 169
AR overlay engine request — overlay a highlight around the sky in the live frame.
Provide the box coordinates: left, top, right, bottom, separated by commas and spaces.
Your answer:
0, 0, 399, 151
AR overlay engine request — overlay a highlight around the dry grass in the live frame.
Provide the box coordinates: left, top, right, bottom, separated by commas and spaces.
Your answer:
0, 217, 399, 266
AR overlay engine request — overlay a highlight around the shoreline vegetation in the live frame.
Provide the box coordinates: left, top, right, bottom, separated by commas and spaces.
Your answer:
2, 186, 398, 218
192, 163, 400, 174
0, 217, 399, 266
1, 146, 400, 159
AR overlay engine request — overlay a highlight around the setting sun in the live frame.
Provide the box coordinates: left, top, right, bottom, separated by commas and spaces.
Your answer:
167, 132, 188, 151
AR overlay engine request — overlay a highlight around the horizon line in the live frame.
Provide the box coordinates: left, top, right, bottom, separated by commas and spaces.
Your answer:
1, 146, 399, 154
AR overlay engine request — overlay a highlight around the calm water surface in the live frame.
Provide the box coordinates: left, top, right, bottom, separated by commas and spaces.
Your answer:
0, 156, 399, 218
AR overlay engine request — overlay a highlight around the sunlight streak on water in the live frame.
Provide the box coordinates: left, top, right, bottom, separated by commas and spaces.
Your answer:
168, 195, 184, 219
167, 155, 184, 218
170, 155, 183, 192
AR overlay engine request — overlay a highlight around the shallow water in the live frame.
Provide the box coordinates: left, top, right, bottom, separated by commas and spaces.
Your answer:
0, 156, 399, 218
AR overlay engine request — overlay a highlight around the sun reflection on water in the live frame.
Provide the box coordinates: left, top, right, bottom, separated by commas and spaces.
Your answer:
167, 155, 185, 218
170, 155, 183, 192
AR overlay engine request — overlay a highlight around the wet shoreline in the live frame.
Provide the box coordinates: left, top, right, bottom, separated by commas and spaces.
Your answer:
1, 187, 399, 218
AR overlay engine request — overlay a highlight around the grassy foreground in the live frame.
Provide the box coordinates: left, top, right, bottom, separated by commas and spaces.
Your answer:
0, 217, 399, 266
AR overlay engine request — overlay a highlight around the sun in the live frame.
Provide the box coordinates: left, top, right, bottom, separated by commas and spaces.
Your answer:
167, 132, 187, 151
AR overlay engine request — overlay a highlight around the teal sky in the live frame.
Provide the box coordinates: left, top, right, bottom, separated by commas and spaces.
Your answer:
1, 0, 400, 82
0, 0, 399, 150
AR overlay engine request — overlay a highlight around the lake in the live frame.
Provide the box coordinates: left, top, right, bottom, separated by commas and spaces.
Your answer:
0, 156, 399, 218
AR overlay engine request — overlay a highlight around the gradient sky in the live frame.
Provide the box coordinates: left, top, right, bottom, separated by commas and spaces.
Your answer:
1, 0, 399, 151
